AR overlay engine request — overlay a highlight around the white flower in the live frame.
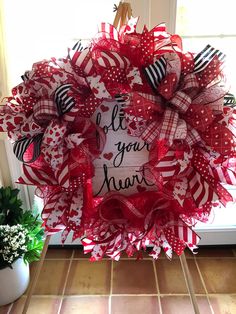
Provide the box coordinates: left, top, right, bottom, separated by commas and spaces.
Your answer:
0, 224, 28, 265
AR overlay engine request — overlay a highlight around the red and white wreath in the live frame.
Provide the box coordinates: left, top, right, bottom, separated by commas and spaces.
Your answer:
1, 17, 236, 260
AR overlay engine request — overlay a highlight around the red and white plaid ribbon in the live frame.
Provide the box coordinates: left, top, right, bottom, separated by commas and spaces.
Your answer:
182, 73, 199, 90
34, 100, 58, 123
185, 125, 201, 146
170, 91, 191, 113
141, 121, 160, 143
159, 108, 179, 144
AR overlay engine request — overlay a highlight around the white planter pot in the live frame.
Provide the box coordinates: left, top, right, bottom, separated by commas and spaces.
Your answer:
0, 257, 30, 306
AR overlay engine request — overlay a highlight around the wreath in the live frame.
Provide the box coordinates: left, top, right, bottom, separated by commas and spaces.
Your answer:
1, 18, 236, 261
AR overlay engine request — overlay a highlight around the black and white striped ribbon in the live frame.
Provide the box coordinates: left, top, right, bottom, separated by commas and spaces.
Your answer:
143, 56, 167, 91
72, 40, 84, 52
194, 44, 225, 73
21, 71, 30, 82
54, 84, 76, 115
224, 93, 236, 107
13, 133, 43, 163
115, 94, 130, 118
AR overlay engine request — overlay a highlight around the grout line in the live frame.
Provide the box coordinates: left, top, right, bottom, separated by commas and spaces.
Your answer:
9, 292, 236, 298
108, 260, 114, 314
110, 294, 160, 297
194, 256, 236, 260
194, 256, 214, 314
44, 258, 73, 261
57, 250, 75, 314
152, 260, 163, 314
208, 293, 236, 296
29, 294, 111, 297
159, 293, 208, 296
21, 293, 222, 297
20, 292, 236, 297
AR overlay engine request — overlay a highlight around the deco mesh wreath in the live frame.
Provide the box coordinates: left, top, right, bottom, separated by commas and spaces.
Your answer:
1, 18, 236, 261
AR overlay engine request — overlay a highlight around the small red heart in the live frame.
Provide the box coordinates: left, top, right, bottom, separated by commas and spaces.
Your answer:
103, 152, 113, 160
22, 123, 30, 132
14, 116, 23, 125
137, 185, 146, 193
6, 121, 15, 131
31, 122, 40, 130
70, 209, 78, 216
101, 104, 109, 112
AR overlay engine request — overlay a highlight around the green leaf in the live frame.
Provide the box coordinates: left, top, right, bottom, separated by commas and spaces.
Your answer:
9, 196, 17, 204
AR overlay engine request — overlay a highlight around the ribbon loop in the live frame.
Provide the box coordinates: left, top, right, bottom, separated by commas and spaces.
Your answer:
34, 100, 58, 123
143, 56, 167, 91
194, 44, 225, 73
54, 84, 76, 115
13, 133, 43, 163
169, 91, 191, 113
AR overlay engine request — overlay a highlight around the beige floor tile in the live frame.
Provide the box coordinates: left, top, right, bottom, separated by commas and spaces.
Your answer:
65, 260, 111, 295
10, 296, 61, 314
155, 259, 205, 294
32, 260, 70, 295
156, 259, 186, 294
111, 296, 160, 314
46, 248, 73, 259
209, 295, 236, 314
60, 296, 109, 314
112, 260, 156, 294
197, 259, 236, 293
160, 296, 212, 314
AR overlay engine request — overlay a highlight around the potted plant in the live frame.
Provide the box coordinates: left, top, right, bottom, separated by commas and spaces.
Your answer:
0, 186, 44, 306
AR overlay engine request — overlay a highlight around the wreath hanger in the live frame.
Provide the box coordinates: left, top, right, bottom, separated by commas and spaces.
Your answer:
113, 1, 132, 29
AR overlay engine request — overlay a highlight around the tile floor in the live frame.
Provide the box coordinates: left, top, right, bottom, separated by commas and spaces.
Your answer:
1, 246, 236, 313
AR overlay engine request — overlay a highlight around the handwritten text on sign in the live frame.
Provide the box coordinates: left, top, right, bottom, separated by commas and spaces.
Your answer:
91, 100, 155, 196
